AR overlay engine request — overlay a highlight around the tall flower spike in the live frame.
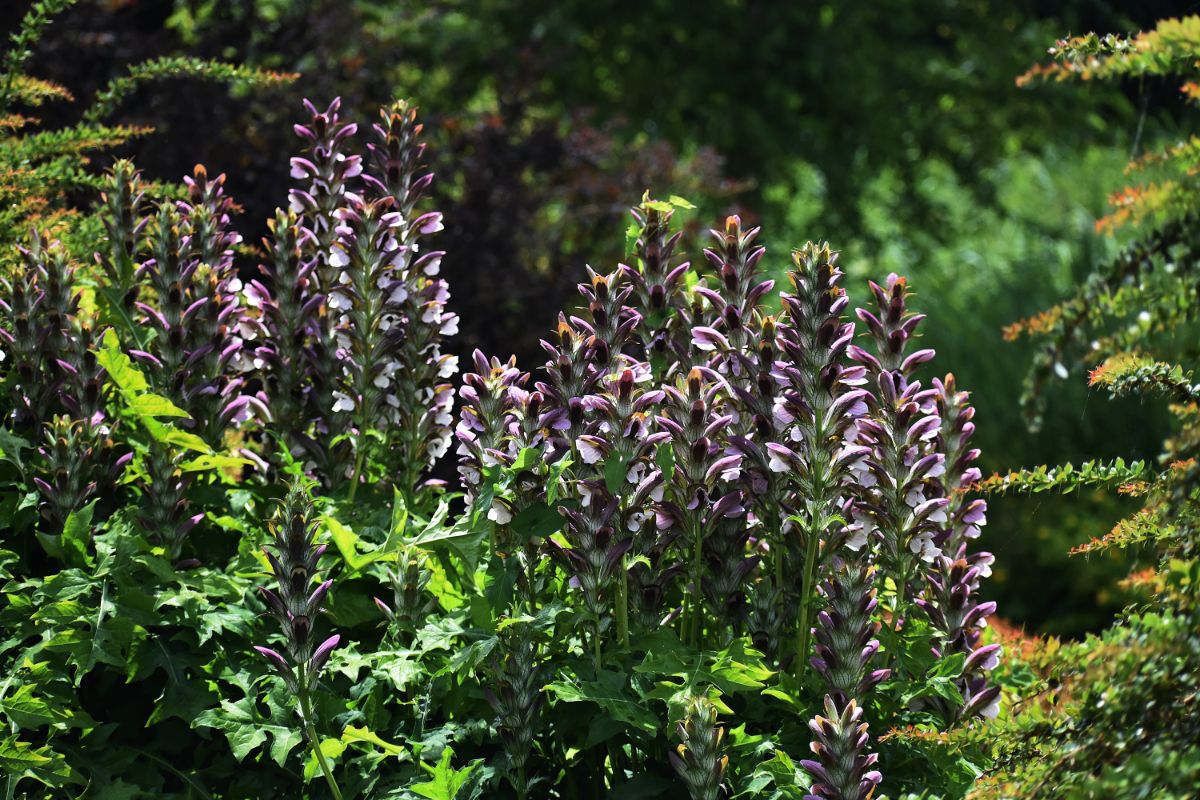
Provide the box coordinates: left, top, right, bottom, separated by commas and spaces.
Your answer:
256, 480, 341, 694
33, 416, 129, 530
255, 478, 344, 799
136, 193, 262, 449
669, 695, 729, 800
96, 159, 147, 314
253, 210, 320, 446
178, 164, 264, 444
767, 243, 872, 668
374, 543, 436, 639
289, 97, 362, 292
1, 232, 76, 431
914, 373, 999, 722
363, 100, 458, 497
691, 217, 779, 639
657, 366, 745, 644
694, 214, 773, 357
137, 439, 203, 561
810, 562, 890, 704
455, 350, 527, 506
288, 97, 362, 484
801, 697, 883, 800
621, 195, 693, 379
484, 622, 543, 797
848, 273, 947, 631
326, 194, 415, 491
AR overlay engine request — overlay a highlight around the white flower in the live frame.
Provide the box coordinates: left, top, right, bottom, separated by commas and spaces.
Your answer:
579, 483, 595, 508
438, 355, 459, 378
980, 695, 1001, 720
329, 246, 350, 267
332, 391, 356, 413
389, 284, 409, 304
844, 526, 869, 551
908, 531, 939, 563
440, 315, 459, 336
487, 499, 512, 525
373, 373, 391, 388
427, 434, 450, 460
328, 291, 352, 311
578, 439, 603, 464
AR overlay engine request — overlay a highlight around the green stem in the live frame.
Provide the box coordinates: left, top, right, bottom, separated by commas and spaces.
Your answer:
347, 440, 366, 503
893, 554, 910, 634
615, 555, 630, 649
689, 510, 704, 648
300, 691, 344, 800
795, 517, 821, 682
593, 616, 603, 671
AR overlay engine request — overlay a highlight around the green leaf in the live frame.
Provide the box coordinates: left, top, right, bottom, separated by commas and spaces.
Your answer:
0, 736, 74, 787
0, 427, 30, 469
667, 194, 696, 209
126, 392, 189, 419
303, 737, 346, 781
390, 486, 410, 541
655, 442, 675, 483
2, 683, 93, 731
545, 669, 660, 734
409, 520, 487, 576
95, 329, 149, 394
178, 453, 251, 473
511, 446, 540, 472
194, 696, 302, 767
325, 515, 392, 573
604, 454, 629, 493
61, 500, 97, 568
342, 725, 407, 758
410, 747, 485, 800
509, 501, 564, 541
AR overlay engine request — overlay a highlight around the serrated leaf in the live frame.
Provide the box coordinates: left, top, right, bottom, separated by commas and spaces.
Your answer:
667, 194, 696, 209
194, 696, 302, 767
0, 427, 30, 469
510, 501, 563, 541
325, 515, 392, 573
61, 500, 97, 568
410, 747, 486, 800
545, 669, 660, 734
0, 736, 74, 787
126, 392, 189, 419
343, 725, 407, 758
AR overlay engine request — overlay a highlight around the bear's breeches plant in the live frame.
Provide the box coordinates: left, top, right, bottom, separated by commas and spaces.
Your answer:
0, 82, 1000, 799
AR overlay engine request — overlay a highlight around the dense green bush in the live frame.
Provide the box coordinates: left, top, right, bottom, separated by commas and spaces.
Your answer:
954, 16, 1200, 798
